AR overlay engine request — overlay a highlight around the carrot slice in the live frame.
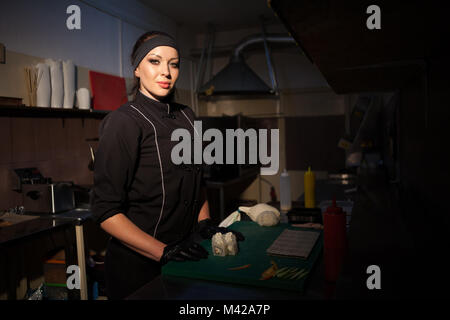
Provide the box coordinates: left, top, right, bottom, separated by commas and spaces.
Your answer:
260, 261, 278, 280
228, 264, 251, 270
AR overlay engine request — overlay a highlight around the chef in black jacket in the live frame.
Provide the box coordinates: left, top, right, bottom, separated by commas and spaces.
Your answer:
90, 31, 243, 300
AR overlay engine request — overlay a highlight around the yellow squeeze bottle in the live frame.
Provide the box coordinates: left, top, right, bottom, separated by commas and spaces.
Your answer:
304, 166, 315, 208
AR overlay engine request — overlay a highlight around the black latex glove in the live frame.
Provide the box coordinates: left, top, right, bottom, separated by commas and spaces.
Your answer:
195, 218, 245, 241
160, 238, 208, 265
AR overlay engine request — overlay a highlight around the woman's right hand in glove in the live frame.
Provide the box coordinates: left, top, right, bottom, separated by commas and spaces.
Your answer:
159, 238, 209, 265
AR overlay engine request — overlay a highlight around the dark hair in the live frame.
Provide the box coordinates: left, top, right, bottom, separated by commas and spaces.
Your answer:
130, 31, 179, 102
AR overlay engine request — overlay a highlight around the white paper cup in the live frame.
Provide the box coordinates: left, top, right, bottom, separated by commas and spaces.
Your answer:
76, 88, 90, 110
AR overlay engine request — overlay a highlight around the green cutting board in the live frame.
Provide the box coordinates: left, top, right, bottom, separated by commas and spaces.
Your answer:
162, 221, 323, 293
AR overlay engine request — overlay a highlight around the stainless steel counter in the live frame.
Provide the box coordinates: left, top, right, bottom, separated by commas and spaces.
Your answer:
0, 208, 93, 300
1, 208, 92, 245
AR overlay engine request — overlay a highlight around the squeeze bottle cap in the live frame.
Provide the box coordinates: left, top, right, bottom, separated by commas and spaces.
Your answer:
325, 196, 344, 215
305, 166, 314, 175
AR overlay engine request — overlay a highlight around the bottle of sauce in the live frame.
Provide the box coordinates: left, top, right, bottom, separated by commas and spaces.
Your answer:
323, 197, 347, 282
280, 169, 292, 212
304, 166, 315, 208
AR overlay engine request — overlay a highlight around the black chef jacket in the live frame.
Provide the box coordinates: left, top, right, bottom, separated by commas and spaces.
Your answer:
90, 91, 204, 299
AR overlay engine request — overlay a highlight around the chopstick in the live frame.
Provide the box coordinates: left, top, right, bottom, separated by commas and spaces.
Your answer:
24, 66, 38, 106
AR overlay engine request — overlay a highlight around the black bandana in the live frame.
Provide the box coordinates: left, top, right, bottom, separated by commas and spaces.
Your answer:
132, 35, 179, 70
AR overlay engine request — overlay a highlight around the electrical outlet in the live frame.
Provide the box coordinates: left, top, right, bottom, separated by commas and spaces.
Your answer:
0, 43, 5, 64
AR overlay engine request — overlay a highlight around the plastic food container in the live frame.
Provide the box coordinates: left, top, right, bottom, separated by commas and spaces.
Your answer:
286, 207, 323, 224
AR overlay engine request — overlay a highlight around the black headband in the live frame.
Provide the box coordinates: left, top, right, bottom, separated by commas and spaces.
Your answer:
132, 35, 179, 70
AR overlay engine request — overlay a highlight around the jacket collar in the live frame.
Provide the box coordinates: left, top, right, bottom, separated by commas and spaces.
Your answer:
134, 90, 172, 115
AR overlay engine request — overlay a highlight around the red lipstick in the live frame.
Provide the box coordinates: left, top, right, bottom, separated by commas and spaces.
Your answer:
157, 82, 170, 89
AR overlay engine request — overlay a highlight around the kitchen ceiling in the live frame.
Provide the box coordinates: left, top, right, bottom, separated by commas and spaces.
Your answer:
138, 0, 280, 31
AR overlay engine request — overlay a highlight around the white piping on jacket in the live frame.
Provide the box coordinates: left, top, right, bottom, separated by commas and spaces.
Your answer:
129, 104, 165, 238
180, 109, 199, 137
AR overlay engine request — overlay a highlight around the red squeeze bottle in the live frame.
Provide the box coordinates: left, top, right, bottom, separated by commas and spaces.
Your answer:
323, 197, 347, 282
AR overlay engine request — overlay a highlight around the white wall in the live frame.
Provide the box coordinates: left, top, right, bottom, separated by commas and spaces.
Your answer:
0, 0, 196, 90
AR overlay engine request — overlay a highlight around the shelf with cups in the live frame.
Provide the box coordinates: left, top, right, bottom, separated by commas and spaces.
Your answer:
0, 105, 109, 119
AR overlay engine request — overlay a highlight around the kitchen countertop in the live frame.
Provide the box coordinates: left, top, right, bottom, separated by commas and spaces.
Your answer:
0, 208, 92, 246
0, 208, 93, 300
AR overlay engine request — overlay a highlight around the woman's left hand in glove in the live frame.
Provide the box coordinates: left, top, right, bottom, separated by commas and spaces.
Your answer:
195, 218, 245, 241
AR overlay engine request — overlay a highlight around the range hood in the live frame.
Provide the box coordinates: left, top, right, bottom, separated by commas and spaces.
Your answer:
199, 56, 273, 95
198, 34, 296, 96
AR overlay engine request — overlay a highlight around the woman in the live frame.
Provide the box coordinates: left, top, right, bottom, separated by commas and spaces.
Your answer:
91, 31, 243, 300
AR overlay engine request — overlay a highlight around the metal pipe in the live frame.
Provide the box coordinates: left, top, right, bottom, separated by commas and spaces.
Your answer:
260, 19, 279, 94
198, 34, 296, 95
232, 34, 296, 60
195, 33, 209, 92
205, 24, 215, 85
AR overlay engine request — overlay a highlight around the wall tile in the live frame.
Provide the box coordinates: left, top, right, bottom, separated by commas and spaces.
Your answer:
0, 116, 101, 210
66, 118, 85, 158
11, 117, 35, 163
0, 165, 23, 210
49, 118, 68, 160
33, 118, 52, 162
0, 117, 12, 165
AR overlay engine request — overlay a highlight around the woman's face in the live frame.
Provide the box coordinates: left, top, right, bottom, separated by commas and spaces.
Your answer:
134, 45, 179, 101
